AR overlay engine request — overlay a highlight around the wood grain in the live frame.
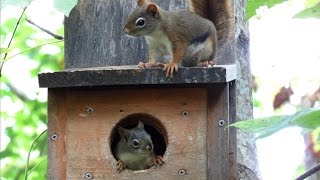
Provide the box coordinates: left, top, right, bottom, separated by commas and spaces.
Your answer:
207, 84, 230, 179
47, 89, 67, 180
56, 88, 208, 179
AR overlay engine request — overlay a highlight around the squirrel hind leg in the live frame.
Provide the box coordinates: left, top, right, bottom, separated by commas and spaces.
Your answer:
182, 33, 216, 67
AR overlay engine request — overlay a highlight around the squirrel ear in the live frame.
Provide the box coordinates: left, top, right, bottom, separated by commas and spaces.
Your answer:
146, 4, 159, 17
118, 127, 130, 142
137, 121, 144, 129
137, 0, 147, 7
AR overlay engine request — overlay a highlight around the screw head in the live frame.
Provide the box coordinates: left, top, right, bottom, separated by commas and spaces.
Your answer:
50, 133, 58, 141
178, 169, 187, 176
86, 107, 94, 114
84, 172, 93, 179
181, 111, 189, 118
218, 120, 226, 127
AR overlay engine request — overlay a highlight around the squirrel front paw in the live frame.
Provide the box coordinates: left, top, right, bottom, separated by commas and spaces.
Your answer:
116, 160, 126, 173
154, 155, 165, 166
163, 62, 178, 78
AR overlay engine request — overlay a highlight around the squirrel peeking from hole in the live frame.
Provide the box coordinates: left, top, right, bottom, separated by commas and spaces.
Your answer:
114, 121, 164, 173
123, 0, 234, 77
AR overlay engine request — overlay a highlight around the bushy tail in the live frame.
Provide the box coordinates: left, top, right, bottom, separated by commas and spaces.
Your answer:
188, 0, 235, 47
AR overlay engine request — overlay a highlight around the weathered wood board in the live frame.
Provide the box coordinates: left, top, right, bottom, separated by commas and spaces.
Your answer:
48, 88, 227, 179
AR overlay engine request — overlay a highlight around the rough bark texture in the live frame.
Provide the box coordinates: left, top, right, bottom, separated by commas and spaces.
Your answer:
235, 0, 261, 179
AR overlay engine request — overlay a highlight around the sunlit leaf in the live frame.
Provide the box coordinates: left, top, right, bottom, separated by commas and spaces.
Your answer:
229, 116, 285, 132
294, 3, 320, 18
246, 0, 287, 20
53, 0, 78, 17
305, 0, 320, 7
289, 108, 320, 129
229, 115, 289, 139
229, 108, 320, 139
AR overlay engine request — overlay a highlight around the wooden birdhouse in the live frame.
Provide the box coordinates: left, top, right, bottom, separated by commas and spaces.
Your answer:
38, 0, 240, 179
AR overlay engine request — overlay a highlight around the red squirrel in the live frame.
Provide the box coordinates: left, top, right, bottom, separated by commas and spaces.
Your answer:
114, 121, 164, 173
124, 0, 234, 77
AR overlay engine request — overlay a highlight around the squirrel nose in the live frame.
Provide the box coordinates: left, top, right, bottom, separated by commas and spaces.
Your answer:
123, 27, 129, 34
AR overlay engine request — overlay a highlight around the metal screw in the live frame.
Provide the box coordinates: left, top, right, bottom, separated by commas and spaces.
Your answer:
86, 107, 94, 114
218, 120, 226, 127
84, 172, 93, 179
178, 169, 187, 176
181, 111, 189, 118
50, 133, 58, 141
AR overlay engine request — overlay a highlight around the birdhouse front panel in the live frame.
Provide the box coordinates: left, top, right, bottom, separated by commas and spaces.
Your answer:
48, 87, 210, 179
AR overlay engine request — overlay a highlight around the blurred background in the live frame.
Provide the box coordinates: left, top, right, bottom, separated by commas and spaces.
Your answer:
1, 0, 319, 179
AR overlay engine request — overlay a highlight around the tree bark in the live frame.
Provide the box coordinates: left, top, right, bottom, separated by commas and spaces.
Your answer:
235, 0, 261, 179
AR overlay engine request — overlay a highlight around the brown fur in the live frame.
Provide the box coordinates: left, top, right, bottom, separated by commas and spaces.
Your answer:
188, 0, 235, 47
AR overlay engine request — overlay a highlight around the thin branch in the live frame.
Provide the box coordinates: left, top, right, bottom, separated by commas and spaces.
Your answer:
27, 158, 47, 177
3, 40, 63, 62
0, 7, 27, 77
24, 129, 47, 180
4, 81, 30, 102
25, 18, 64, 40
295, 163, 320, 180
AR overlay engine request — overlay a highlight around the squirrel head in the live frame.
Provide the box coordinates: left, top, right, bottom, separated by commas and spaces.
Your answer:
123, 0, 161, 37
118, 121, 154, 154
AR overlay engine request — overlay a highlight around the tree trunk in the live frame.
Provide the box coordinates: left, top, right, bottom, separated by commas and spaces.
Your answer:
235, 0, 261, 179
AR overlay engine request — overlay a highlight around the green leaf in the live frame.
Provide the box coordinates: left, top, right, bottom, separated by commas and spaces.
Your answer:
229, 115, 290, 138
0, 0, 32, 9
294, 3, 320, 19
246, 0, 287, 20
229, 116, 285, 132
53, 0, 78, 17
305, 0, 320, 7
290, 108, 320, 129
229, 108, 320, 139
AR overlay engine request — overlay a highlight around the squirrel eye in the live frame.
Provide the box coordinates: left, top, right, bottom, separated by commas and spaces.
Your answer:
135, 17, 145, 27
132, 139, 139, 147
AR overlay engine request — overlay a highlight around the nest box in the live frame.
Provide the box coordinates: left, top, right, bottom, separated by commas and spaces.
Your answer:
38, 0, 238, 179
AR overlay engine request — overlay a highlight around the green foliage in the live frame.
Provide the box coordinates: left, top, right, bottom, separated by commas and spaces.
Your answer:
0, 0, 78, 16
294, 3, 320, 18
0, 48, 13, 54
246, 0, 286, 20
1, 13, 63, 179
246, 0, 320, 19
0, 0, 32, 9
24, 130, 47, 180
229, 108, 320, 139
53, 0, 78, 17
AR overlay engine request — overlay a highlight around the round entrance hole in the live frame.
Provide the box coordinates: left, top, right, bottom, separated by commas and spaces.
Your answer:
110, 113, 168, 170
